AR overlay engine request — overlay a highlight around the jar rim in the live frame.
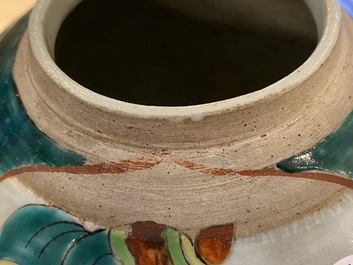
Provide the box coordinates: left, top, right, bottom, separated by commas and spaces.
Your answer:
28, 0, 340, 120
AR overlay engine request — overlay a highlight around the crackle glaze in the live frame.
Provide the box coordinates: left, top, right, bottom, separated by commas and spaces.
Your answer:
2, 0, 353, 264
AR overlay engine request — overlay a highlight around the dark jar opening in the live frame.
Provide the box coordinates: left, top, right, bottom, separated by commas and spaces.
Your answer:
55, 0, 317, 106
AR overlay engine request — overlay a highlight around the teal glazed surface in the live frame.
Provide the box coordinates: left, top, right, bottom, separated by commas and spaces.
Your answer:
0, 16, 85, 178
277, 111, 353, 179
0, 205, 117, 265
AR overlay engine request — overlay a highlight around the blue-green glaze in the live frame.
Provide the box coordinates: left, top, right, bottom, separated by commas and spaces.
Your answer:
0, 16, 85, 177
278, 111, 353, 179
0, 205, 118, 265
64, 229, 118, 265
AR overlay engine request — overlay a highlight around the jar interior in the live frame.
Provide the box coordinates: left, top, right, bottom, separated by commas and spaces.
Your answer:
54, 0, 317, 106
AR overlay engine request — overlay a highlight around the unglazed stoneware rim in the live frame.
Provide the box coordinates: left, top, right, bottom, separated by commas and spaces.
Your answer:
28, 0, 340, 119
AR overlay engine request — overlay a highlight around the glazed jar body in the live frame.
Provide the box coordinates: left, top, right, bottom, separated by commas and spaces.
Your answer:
2, 0, 353, 264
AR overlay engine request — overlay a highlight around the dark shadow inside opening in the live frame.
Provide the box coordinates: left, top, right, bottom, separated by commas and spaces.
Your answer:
55, 0, 317, 106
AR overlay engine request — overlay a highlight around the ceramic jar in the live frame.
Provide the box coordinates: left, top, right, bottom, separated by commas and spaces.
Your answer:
1, 0, 353, 264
